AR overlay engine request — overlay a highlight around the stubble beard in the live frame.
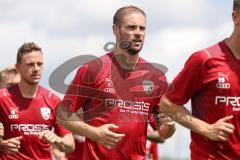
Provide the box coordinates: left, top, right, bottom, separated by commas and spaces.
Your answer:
119, 40, 143, 56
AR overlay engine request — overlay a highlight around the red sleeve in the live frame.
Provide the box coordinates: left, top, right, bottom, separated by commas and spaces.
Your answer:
149, 115, 157, 130
166, 51, 209, 106
152, 74, 168, 114
48, 92, 71, 137
61, 65, 89, 113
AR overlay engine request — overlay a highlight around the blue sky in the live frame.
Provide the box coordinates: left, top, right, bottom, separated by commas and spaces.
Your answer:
0, 0, 234, 159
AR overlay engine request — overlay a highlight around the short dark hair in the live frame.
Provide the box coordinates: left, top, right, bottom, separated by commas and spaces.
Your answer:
113, 5, 146, 27
17, 42, 42, 63
233, 0, 240, 11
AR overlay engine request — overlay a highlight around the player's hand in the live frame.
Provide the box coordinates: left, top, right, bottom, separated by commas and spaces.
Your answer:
158, 113, 175, 126
157, 114, 176, 139
38, 130, 62, 145
0, 123, 4, 143
162, 118, 176, 133
92, 124, 125, 149
162, 118, 175, 126
205, 115, 235, 141
1, 136, 22, 155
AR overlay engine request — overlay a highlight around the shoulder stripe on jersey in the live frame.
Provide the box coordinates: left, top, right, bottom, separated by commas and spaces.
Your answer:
2, 89, 7, 96
203, 49, 212, 58
48, 92, 52, 98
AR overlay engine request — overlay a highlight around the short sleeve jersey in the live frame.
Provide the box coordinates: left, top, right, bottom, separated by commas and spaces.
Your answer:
166, 40, 240, 160
62, 52, 168, 160
0, 85, 70, 160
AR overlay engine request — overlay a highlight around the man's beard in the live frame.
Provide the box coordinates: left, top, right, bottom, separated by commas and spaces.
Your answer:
119, 40, 143, 55
127, 46, 142, 55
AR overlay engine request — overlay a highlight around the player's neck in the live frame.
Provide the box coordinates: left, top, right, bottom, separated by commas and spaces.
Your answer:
18, 80, 39, 98
113, 49, 139, 70
225, 32, 240, 60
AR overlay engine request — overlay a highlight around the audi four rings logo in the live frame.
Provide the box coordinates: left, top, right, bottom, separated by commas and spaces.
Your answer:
216, 75, 231, 89
216, 83, 231, 89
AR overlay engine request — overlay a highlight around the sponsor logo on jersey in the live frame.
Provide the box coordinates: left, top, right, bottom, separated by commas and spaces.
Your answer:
216, 72, 231, 89
8, 108, 19, 119
40, 107, 51, 120
105, 99, 150, 115
142, 80, 154, 94
215, 96, 240, 111
10, 124, 50, 135
103, 78, 115, 93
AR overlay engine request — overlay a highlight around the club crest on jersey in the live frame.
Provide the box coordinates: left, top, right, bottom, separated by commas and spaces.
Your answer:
142, 80, 154, 94
40, 107, 51, 120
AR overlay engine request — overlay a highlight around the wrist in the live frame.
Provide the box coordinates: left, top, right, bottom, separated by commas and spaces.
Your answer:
88, 127, 100, 141
54, 136, 63, 145
0, 140, 7, 152
201, 123, 211, 138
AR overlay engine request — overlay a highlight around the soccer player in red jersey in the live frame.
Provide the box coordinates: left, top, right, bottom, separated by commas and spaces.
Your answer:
0, 65, 20, 151
0, 42, 75, 160
160, 1, 240, 159
57, 5, 175, 160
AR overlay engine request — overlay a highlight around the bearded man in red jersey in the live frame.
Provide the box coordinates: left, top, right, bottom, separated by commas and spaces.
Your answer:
160, 0, 240, 159
57, 5, 175, 160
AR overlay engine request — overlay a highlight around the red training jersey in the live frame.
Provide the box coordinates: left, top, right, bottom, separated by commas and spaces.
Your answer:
62, 52, 168, 160
166, 40, 240, 160
0, 84, 70, 160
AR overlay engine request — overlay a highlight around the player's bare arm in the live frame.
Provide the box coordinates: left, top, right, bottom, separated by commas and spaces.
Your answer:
38, 130, 75, 153
0, 123, 4, 143
56, 104, 125, 149
147, 131, 165, 143
160, 95, 235, 141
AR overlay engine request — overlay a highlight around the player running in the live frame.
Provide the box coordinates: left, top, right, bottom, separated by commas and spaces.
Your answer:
57, 5, 175, 160
160, 0, 240, 159
0, 42, 75, 159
